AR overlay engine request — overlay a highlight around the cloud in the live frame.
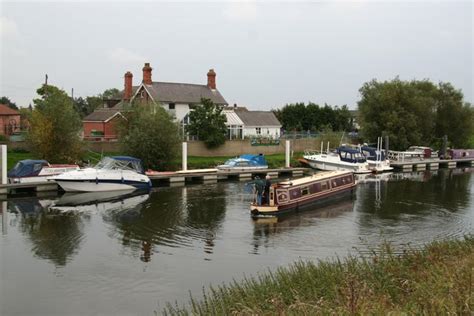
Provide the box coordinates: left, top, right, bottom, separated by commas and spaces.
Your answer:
0, 16, 20, 39
108, 47, 146, 64
223, 1, 258, 21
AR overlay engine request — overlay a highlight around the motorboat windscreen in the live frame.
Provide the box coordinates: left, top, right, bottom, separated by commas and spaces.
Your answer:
95, 156, 145, 174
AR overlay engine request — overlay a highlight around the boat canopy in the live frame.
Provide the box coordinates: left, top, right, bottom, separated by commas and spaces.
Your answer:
336, 147, 367, 163
8, 160, 49, 178
95, 156, 145, 174
224, 154, 268, 167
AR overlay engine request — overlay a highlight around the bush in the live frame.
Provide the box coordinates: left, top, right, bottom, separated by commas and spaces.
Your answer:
119, 104, 181, 170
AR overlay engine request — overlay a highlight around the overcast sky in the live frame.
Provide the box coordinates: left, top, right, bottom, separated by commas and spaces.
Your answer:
0, 1, 472, 110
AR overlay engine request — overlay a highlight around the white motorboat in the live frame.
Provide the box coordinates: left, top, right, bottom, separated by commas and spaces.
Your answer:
8, 159, 79, 184
303, 143, 371, 174
359, 138, 393, 172
51, 156, 152, 192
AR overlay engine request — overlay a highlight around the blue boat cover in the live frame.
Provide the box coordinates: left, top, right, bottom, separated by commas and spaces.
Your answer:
8, 160, 49, 178
239, 154, 267, 166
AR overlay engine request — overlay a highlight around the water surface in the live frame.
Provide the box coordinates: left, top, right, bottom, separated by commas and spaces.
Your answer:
1, 168, 473, 315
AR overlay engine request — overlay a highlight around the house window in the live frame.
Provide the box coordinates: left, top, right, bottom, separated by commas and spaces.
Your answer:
169, 103, 175, 110
256, 127, 261, 135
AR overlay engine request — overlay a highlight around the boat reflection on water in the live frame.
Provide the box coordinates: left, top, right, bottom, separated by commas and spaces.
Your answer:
252, 197, 355, 253
49, 189, 150, 214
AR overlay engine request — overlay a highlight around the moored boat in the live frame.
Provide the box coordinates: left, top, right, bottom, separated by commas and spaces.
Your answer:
217, 154, 268, 171
51, 156, 152, 192
8, 160, 79, 184
250, 170, 356, 217
303, 145, 371, 174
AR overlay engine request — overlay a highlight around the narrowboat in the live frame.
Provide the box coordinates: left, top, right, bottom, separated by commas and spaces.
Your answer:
250, 170, 356, 217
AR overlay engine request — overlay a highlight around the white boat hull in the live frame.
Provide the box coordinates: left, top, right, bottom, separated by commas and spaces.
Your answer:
52, 168, 151, 192
55, 181, 139, 192
303, 154, 371, 174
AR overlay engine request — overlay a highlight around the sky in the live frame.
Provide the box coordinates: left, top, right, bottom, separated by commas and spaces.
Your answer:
0, 0, 472, 110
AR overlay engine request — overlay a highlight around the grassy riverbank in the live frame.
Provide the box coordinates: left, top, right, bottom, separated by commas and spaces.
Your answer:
6, 150, 304, 171
164, 237, 473, 315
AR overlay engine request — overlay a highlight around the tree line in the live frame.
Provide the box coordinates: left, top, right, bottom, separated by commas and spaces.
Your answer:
273, 103, 353, 133
358, 78, 474, 150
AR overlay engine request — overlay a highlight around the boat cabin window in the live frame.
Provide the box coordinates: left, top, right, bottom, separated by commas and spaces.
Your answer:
236, 161, 250, 167
33, 163, 43, 172
321, 182, 328, 190
301, 187, 309, 196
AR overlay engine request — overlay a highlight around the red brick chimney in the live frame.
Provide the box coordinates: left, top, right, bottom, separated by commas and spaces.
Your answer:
142, 62, 152, 85
207, 69, 216, 90
124, 71, 133, 100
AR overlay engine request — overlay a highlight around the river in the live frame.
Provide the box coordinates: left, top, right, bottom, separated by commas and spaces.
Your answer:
0, 168, 473, 315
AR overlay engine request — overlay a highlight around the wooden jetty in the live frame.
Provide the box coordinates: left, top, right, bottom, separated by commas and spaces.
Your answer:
390, 158, 474, 172
0, 167, 309, 199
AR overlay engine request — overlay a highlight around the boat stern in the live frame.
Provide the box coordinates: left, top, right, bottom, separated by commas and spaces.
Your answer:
250, 204, 279, 217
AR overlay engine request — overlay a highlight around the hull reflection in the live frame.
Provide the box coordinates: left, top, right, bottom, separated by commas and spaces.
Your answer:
50, 190, 150, 214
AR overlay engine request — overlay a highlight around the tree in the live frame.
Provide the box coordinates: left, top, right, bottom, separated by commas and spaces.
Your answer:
186, 98, 227, 148
0, 96, 19, 110
357, 78, 473, 150
27, 85, 82, 163
434, 83, 474, 148
119, 103, 181, 170
273, 102, 352, 132
102, 88, 121, 100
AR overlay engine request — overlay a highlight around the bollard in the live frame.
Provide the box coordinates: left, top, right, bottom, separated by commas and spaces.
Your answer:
285, 140, 290, 168
182, 142, 187, 171
1, 145, 6, 185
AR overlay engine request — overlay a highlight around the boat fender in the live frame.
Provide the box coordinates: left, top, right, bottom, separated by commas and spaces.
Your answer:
95, 177, 99, 184
121, 177, 125, 184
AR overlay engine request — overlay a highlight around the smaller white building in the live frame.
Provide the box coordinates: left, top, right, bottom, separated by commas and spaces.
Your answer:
224, 106, 281, 139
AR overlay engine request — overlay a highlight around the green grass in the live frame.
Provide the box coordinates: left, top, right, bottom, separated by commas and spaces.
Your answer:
163, 237, 474, 315
5, 150, 305, 171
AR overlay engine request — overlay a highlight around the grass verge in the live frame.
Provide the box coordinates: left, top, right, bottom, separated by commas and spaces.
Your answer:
163, 237, 473, 315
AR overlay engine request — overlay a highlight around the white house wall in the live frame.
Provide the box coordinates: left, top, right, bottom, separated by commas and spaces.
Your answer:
243, 126, 281, 138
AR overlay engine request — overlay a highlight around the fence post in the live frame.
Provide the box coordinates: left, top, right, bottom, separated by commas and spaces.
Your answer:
285, 140, 290, 168
1, 145, 6, 185
182, 142, 187, 171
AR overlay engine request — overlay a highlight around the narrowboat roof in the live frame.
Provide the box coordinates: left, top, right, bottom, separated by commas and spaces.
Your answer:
278, 170, 352, 187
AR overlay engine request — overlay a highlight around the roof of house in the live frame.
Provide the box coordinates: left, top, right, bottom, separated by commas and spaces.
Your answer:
141, 82, 227, 105
234, 108, 281, 127
0, 104, 20, 116
223, 110, 244, 126
83, 109, 121, 122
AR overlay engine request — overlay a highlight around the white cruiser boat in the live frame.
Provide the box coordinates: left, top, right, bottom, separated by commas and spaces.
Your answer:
51, 156, 152, 192
303, 143, 371, 174
359, 137, 393, 172
8, 160, 79, 184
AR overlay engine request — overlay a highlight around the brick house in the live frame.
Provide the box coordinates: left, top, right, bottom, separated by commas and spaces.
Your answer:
0, 104, 21, 137
83, 62, 228, 140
